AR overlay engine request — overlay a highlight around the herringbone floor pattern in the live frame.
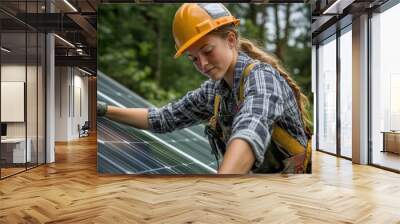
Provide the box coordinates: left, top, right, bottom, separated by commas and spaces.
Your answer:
1, 134, 400, 223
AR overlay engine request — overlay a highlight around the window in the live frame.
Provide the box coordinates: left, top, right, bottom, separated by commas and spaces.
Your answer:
0, 1, 46, 179
317, 35, 337, 154
371, 3, 400, 171
339, 27, 352, 158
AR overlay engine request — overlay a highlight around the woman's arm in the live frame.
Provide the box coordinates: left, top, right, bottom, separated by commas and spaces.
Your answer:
99, 80, 216, 133
218, 139, 255, 174
105, 106, 150, 130
147, 80, 216, 133
226, 64, 285, 172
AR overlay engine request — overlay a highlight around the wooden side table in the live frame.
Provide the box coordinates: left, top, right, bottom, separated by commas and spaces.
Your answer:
381, 131, 400, 154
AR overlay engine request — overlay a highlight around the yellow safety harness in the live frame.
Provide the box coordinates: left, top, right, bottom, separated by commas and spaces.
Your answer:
206, 63, 312, 173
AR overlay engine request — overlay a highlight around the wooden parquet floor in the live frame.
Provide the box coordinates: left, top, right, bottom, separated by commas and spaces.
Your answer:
1, 134, 400, 224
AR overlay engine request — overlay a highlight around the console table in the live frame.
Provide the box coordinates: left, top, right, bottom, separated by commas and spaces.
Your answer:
381, 131, 400, 154
0, 138, 32, 164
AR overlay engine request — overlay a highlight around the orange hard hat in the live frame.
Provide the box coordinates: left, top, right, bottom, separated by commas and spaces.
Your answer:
172, 3, 240, 58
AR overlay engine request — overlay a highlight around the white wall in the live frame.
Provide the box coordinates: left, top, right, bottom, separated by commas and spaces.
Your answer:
1, 64, 45, 164
1, 65, 27, 138
55, 66, 69, 141
55, 67, 89, 141
73, 72, 89, 137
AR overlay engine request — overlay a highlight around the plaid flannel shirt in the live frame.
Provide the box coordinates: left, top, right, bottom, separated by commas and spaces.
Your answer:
148, 51, 308, 168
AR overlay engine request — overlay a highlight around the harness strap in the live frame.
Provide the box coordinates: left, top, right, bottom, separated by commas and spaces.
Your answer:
206, 95, 223, 168
304, 141, 312, 172
239, 63, 257, 102
211, 95, 221, 129
207, 94, 221, 132
238, 63, 307, 155
238, 62, 312, 173
207, 62, 312, 173
271, 124, 305, 156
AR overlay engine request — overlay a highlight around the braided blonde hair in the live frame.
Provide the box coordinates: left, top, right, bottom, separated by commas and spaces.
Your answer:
210, 25, 312, 138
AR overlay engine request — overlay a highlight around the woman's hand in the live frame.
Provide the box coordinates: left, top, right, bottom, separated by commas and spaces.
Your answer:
97, 101, 108, 116
218, 139, 255, 174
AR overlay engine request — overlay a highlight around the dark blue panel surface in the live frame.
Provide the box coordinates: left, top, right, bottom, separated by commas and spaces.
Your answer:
97, 71, 219, 174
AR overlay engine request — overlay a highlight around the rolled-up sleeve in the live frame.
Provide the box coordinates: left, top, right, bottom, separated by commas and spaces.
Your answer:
228, 64, 284, 168
148, 80, 216, 133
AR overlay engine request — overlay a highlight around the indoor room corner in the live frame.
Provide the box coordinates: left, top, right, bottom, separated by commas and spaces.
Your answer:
54, 66, 96, 141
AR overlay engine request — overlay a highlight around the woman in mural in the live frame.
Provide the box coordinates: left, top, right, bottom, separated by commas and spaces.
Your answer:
98, 3, 312, 174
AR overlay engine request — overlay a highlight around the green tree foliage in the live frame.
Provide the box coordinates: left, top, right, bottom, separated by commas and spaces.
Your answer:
98, 4, 206, 106
228, 3, 313, 124
98, 4, 312, 125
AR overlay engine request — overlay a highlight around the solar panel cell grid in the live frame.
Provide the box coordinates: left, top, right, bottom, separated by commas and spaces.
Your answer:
97, 72, 219, 174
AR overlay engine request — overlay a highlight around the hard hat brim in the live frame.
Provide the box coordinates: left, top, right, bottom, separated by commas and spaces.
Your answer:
174, 18, 240, 59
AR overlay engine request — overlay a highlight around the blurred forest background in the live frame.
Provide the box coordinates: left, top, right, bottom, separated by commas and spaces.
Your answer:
98, 3, 312, 119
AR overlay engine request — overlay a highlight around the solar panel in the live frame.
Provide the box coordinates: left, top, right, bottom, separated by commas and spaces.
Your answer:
97, 71, 219, 174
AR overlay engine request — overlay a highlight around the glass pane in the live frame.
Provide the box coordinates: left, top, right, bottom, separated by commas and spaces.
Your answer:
38, 32, 45, 165
27, 31, 38, 169
318, 36, 337, 154
74, 74, 82, 138
26, 0, 38, 169
371, 4, 400, 171
1, 31, 27, 177
340, 29, 352, 158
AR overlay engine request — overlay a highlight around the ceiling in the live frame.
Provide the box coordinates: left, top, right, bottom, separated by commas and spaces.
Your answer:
311, 0, 390, 43
0, 0, 99, 73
